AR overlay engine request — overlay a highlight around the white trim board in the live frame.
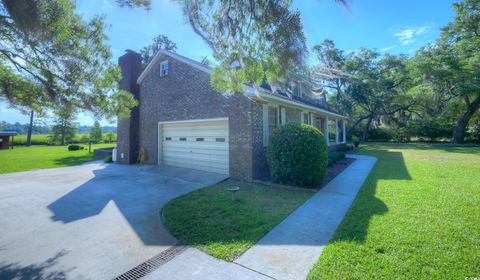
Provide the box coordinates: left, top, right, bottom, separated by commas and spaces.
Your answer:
158, 117, 229, 125
137, 50, 212, 84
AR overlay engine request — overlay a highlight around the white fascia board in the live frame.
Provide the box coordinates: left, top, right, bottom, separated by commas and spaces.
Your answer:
158, 117, 228, 125
137, 50, 212, 84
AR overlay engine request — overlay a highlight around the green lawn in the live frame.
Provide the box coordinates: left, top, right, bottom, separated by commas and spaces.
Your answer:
308, 143, 480, 279
0, 144, 115, 174
163, 181, 313, 261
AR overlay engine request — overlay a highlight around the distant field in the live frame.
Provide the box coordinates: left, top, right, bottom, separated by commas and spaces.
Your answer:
11, 134, 116, 145
11, 134, 53, 145
0, 144, 115, 174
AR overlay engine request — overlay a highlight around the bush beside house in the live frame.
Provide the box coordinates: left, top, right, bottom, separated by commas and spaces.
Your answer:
267, 123, 328, 188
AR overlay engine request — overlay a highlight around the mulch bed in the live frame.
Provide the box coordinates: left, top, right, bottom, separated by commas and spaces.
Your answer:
252, 156, 356, 192
320, 157, 356, 188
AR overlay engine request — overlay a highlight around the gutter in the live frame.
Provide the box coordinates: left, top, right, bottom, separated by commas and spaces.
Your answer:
243, 86, 348, 120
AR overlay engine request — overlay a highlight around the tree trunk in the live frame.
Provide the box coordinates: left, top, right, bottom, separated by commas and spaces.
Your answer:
26, 110, 34, 146
350, 114, 371, 132
61, 121, 65, 145
362, 115, 373, 142
452, 94, 480, 144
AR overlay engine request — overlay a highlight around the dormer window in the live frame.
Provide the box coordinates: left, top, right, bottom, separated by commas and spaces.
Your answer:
289, 80, 302, 97
160, 60, 169, 76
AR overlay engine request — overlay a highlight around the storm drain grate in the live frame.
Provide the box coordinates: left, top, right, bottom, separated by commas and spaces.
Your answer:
113, 243, 187, 280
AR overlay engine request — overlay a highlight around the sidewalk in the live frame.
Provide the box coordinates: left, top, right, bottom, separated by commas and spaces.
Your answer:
143, 154, 377, 280
235, 155, 377, 279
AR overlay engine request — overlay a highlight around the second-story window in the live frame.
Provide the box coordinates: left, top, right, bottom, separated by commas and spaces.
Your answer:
160, 60, 169, 76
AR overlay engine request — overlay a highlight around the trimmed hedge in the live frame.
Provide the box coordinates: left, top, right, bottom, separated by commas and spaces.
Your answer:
104, 155, 113, 163
267, 123, 328, 188
67, 144, 81, 151
328, 151, 346, 166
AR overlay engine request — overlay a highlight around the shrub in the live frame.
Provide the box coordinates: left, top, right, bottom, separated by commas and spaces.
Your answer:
328, 151, 346, 166
353, 137, 360, 148
67, 144, 81, 151
337, 144, 352, 153
267, 123, 328, 188
104, 155, 113, 163
367, 127, 393, 142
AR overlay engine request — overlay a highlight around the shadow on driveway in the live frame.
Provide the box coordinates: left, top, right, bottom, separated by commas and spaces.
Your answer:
0, 163, 226, 279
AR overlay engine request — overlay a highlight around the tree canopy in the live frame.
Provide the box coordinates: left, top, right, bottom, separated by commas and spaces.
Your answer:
409, 0, 480, 143
140, 34, 177, 65
183, 0, 308, 94
0, 0, 137, 119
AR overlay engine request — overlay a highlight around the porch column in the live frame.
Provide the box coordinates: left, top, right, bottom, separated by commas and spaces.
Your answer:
325, 116, 329, 146
343, 120, 346, 143
335, 119, 339, 144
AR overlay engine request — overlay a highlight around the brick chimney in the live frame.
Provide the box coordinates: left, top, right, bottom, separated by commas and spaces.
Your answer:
116, 50, 142, 164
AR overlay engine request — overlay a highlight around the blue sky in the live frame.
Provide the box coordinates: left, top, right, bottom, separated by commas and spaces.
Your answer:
0, 0, 456, 125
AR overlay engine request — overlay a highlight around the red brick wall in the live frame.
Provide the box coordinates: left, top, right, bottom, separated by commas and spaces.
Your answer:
0, 136, 10, 149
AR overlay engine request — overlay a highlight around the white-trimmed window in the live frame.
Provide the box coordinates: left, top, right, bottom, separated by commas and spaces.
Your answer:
302, 112, 309, 124
263, 105, 279, 146
338, 120, 344, 143
160, 60, 169, 76
328, 119, 337, 143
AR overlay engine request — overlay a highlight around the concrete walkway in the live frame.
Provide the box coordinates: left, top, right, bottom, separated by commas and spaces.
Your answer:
146, 154, 376, 280
235, 154, 377, 279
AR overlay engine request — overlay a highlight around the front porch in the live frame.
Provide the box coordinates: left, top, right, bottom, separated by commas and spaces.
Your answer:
261, 102, 347, 148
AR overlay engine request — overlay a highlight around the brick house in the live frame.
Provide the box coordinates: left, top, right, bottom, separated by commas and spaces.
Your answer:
117, 49, 347, 180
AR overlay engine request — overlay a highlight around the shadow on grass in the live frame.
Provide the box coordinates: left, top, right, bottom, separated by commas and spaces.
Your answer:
0, 251, 69, 280
331, 149, 411, 243
162, 181, 313, 260
362, 142, 480, 155
53, 154, 95, 166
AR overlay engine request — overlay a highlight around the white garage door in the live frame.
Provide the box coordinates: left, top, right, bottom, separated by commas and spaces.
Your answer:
160, 119, 229, 175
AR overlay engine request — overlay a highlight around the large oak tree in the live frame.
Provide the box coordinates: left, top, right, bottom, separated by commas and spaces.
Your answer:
410, 0, 480, 143
0, 0, 137, 119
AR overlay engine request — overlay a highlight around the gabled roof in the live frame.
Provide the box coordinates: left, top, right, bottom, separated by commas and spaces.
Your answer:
136, 50, 347, 119
137, 50, 211, 84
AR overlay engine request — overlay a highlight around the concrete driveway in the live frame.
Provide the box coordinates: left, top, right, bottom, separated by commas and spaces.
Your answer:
0, 162, 227, 280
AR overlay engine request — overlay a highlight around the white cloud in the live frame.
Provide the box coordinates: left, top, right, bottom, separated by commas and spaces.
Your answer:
394, 25, 431, 46
380, 45, 396, 52
101, 0, 114, 11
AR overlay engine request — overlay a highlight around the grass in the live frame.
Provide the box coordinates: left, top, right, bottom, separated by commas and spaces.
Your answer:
163, 181, 313, 261
308, 142, 480, 279
0, 144, 114, 174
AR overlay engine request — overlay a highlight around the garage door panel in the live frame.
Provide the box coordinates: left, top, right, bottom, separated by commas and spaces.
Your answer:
163, 155, 229, 167
163, 147, 228, 156
163, 131, 229, 138
162, 124, 227, 131
163, 158, 228, 174
162, 150, 228, 161
163, 141, 228, 150
160, 119, 229, 175
163, 121, 227, 128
